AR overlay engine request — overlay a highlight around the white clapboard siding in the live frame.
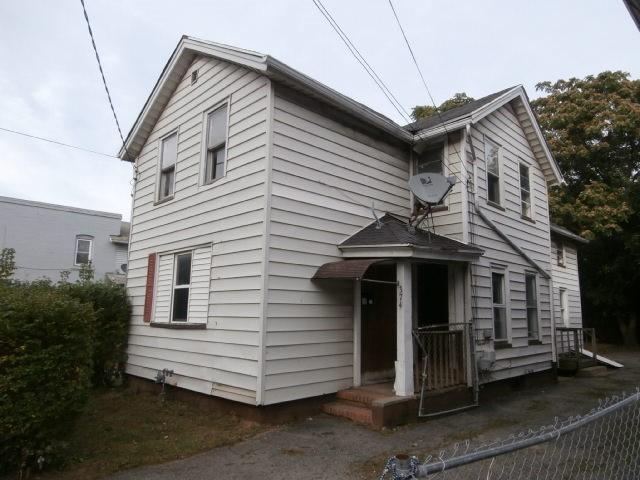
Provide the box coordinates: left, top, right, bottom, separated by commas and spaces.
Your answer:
550, 239, 583, 328
126, 54, 269, 404
467, 103, 555, 381
260, 86, 411, 405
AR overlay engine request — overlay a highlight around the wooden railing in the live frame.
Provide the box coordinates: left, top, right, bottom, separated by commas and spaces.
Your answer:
556, 327, 597, 371
414, 323, 469, 391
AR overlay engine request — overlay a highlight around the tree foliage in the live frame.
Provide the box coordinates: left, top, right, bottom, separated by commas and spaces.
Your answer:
0, 248, 16, 281
411, 92, 475, 120
532, 71, 640, 344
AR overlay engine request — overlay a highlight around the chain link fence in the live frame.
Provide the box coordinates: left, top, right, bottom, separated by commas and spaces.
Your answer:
380, 390, 640, 479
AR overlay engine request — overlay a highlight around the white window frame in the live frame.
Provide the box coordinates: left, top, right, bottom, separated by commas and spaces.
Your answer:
559, 287, 570, 327
156, 130, 179, 203
170, 251, 193, 323
74, 236, 93, 266
484, 136, 503, 207
519, 161, 534, 220
557, 242, 566, 267
491, 266, 511, 343
200, 99, 230, 187
525, 272, 540, 341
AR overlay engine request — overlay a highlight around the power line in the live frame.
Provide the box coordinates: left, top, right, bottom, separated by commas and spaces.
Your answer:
311, 0, 412, 124
386, 0, 465, 186
0, 126, 117, 158
79, 0, 126, 148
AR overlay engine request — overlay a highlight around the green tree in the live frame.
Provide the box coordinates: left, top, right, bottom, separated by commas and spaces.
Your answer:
0, 248, 16, 281
411, 92, 475, 120
532, 71, 640, 344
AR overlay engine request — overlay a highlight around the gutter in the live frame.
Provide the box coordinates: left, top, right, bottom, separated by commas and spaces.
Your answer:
475, 205, 551, 279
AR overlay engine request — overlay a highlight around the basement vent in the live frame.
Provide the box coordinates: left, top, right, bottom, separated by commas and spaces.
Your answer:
191, 70, 198, 85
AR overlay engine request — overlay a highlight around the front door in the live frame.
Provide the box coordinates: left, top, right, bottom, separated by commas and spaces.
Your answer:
361, 264, 396, 384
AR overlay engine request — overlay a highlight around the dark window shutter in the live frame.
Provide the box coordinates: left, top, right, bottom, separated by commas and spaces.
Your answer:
143, 253, 157, 323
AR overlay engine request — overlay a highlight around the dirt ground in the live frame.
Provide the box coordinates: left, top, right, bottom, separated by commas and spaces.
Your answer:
107, 347, 640, 480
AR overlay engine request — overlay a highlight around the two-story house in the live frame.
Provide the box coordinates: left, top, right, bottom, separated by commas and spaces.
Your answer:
119, 37, 573, 426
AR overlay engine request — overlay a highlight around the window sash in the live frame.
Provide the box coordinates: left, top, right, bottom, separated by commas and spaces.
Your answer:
161, 132, 177, 169
525, 274, 538, 338
75, 239, 92, 265
416, 143, 444, 175
205, 145, 226, 182
485, 139, 501, 204
520, 164, 531, 217
491, 272, 507, 340
207, 106, 228, 150
557, 244, 565, 266
171, 252, 192, 322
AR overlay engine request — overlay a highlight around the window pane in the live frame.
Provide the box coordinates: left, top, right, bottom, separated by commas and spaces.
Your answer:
161, 133, 178, 169
488, 173, 500, 203
527, 309, 538, 338
214, 147, 225, 179
172, 288, 189, 321
417, 144, 443, 174
76, 251, 90, 264
494, 307, 506, 340
521, 201, 531, 218
77, 239, 91, 254
175, 253, 192, 286
160, 167, 174, 198
208, 106, 228, 148
519, 166, 530, 192
492, 272, 504, 304
486, 142, 499, 175
76, 239, 91, 264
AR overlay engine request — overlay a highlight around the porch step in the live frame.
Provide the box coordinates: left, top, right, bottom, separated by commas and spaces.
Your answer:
322, 400, 373, 425
337, 387, 390, 406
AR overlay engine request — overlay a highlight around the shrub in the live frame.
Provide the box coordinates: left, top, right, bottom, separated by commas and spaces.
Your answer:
63, 281, 131, 386
0, 281, 95, 474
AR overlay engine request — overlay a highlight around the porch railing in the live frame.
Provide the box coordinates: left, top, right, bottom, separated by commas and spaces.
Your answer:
555, 326, 597, 371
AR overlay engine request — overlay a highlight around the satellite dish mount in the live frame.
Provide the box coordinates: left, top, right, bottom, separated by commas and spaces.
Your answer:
408, 173, 456, 232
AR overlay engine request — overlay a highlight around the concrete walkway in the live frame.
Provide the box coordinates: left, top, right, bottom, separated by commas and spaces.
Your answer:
108, 349, 639, 480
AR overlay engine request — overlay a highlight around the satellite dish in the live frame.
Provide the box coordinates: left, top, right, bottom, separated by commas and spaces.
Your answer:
409, 173, 456, 205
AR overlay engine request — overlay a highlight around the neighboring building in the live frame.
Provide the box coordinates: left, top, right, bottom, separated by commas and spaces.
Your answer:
0, 196, 129, 282
550, 223, 588, 329
118, 37, 578, 421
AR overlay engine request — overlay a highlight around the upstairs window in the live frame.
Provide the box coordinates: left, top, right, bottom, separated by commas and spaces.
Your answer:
525, 273, 539, 340
491, 271, 508, 341
75, 236, 93, 265
520, 163, 532, 218
557, 242, 565, 267
172, 252, 192, 322
485, 138, 501, 205
159, 132, 178, 201
559, 288, 569, 326
416, 143, 444, 175
204, 105, 228, 183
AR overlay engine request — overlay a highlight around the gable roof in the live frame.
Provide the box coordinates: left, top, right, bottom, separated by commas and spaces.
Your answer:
340, 214, 483, 256
120, 37, 563, 186
119, 36, 411, 160
407, 86, 564, 186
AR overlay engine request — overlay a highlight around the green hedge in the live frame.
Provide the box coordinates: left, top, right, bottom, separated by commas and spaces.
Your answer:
0, 280, 131, 474
62, 282, 131, 386
0, 282, 95, 474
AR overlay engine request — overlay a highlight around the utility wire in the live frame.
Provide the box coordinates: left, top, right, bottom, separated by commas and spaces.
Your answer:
312, 0, 412, 124
79, 0, 126, 148
0, 126, 117, 158
387, 0, 466, 186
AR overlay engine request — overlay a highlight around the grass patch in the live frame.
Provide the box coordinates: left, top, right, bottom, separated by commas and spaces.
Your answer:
34, 387, 267, 480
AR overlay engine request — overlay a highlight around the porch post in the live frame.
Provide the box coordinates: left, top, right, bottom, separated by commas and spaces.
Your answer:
353, 280, 362, 387
395, 260, 414, 396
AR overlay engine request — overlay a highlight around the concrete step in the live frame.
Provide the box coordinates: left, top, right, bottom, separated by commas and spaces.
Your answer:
577, 365, 610, 377
322, 400, 373, 425
336, 388, 390, 406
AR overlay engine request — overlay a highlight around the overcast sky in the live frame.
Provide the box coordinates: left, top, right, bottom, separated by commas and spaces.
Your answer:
0, 1, 638, 220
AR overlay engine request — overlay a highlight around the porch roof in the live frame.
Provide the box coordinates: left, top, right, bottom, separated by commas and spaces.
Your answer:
339, 214, 484, 259
312, 258, 389, 280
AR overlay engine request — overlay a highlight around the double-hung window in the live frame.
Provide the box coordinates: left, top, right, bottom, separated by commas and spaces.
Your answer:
519, 164, 532, 218
485, 138, 501, 205
557, 242, 565, 267
525, 273, 539, 340
416, 142, 444, 175
74, 236, 93, 265
204, 105, 228, 183
559, 288, 569, 326
171, 252, 192, 322
491, 271, 508, 341
159, 132, 178, 201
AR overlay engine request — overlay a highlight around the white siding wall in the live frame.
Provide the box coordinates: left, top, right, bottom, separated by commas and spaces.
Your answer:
466, 103, 555, 381
126, 55, 270, 404
261, 87, 411, 404
550, 239, 583, 328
